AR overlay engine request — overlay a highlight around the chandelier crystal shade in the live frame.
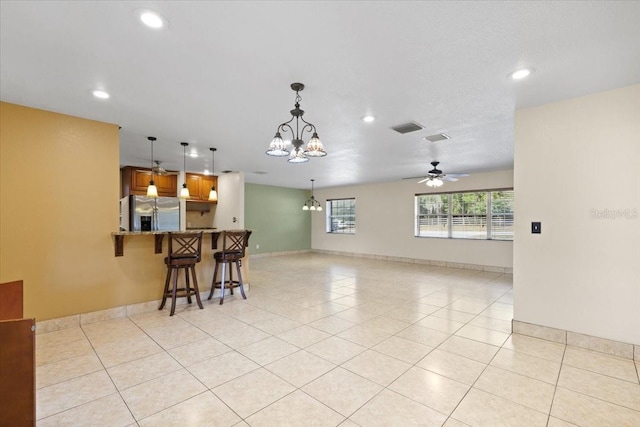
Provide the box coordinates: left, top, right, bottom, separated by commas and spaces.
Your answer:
208, 148, 218, 202
146, 136, 158, 198
302, 179, 323, 211
179, 142, 190, 199
267, 82, 326, 163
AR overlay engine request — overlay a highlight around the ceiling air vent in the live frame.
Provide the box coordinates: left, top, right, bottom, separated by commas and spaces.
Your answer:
424, 133, 450, 142
390, 122, 424, 134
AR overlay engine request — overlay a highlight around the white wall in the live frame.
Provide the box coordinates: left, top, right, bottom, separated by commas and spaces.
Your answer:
312, 170, 514, 268
514, 84, 640, 345
213, 172, 245, 229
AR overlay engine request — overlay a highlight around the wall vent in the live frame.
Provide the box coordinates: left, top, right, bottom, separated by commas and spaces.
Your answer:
390, 122, 424, 134
424, 133, 450, 142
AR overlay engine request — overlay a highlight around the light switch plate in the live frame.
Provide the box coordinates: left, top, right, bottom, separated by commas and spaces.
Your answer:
531, 222, 541, 234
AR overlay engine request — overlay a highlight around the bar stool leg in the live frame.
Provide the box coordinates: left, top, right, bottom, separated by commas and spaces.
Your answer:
235, 260, 247, 300
191, 265, 204, 309
219, 261, 227, 305
185, 266, 192, 304
159, 267, 172, 310
208, 260, 219, 300
170, 267, 178, 316
229, 262, 235, 295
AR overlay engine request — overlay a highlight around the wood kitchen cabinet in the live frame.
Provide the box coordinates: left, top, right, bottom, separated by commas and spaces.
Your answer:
121, 166, 178, 197
186, 173, 217, 202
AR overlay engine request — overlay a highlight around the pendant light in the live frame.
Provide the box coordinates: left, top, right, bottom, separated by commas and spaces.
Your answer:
179, 142, 190, 199
208, 147, 218, 202
146, 136, 158, 198
302, 179, 322, 211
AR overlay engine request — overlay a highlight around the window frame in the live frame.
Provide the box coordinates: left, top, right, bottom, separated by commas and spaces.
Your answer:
326, 198, 356, 234
415, 188, 513, 240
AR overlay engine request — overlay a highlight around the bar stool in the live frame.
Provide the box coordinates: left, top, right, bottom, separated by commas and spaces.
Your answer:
160, 232, 204, 316
208, 230, 249, 305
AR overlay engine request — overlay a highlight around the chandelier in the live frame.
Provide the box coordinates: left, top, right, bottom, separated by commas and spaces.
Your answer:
266, 82, 326, 163
303, 179, 323, 211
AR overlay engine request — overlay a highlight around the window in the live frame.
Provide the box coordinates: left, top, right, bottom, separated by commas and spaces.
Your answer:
415, 194, 448, 238
451, 192, 487, 239
490, 190, 514, 240
327, 198, 356, 234
416, 189, 513, 240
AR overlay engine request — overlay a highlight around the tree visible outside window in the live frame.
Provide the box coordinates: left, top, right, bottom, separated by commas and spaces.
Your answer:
327, 199, 355, 234
415, 194, 448, 237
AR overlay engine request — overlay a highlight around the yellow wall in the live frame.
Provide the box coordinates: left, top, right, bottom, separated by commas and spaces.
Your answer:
0, 102, 218, 320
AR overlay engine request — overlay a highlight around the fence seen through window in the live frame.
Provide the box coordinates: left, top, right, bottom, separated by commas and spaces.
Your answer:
416, 190, 513, 240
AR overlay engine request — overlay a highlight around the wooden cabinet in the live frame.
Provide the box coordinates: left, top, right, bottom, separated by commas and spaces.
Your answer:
186, 173, 217, 202
0, 280, 35, 426
121, 167, 178, 197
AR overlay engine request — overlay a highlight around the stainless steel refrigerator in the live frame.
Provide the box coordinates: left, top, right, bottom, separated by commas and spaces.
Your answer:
120, 195, 180, 231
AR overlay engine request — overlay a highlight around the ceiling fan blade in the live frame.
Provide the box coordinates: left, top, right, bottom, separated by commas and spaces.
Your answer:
416, 178, 429, 184
402, 176, 426, 180
443, 176, 458, 182
446, 173, 470, 178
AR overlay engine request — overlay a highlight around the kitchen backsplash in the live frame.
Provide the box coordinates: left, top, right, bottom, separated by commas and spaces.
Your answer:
186, 206, 216, 229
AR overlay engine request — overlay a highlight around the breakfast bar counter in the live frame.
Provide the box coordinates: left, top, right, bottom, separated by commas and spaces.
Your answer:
111, 229, 221, 257
111, 229, 253, 296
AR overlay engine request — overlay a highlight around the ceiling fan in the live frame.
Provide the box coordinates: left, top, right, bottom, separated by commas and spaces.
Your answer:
404, 161, 469, 187
137, 161, 179, 176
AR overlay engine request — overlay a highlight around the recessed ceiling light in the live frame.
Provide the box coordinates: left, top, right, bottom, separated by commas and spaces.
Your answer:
92, 90, 110, 99
510, 68, 534, 80
189, 149, 198, 158
362, 115, 375, 123
139, 10, 166, 29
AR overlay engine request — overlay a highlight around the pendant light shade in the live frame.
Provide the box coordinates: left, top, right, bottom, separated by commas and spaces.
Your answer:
146, 136, 158, 198
179, 142, 190, 199
208, 148, 218, 202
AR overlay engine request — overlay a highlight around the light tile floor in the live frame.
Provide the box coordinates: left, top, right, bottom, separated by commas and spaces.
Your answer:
35, 253, 640, 426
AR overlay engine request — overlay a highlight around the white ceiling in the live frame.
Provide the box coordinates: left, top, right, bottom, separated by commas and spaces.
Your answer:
2, 1, 639, 189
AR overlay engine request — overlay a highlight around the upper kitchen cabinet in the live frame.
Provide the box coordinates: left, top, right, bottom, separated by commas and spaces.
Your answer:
186, 173, 217, 202
121, 166, 178, 197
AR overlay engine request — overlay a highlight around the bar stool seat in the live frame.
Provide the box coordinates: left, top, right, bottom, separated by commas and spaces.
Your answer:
160, 232, 204, 316
208, 230, 249, 304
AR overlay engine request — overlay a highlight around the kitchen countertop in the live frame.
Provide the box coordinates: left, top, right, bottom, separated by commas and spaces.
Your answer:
111, 229, 221, 256
111, 229, 251, 257
112, 229, 218, 236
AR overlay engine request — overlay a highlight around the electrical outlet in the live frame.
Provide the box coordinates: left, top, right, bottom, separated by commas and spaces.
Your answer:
256, 244, 260, 249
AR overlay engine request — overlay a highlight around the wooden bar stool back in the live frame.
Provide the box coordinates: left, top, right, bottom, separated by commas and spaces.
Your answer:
159, 232, 204, 316
208, 230, 248, 304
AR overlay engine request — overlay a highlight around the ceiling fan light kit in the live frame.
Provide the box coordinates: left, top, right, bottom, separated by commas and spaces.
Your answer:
410, 161, 470, 187
267, 82, 326, 163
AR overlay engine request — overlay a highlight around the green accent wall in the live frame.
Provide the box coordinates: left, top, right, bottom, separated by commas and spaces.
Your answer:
245, 183, 311, 254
